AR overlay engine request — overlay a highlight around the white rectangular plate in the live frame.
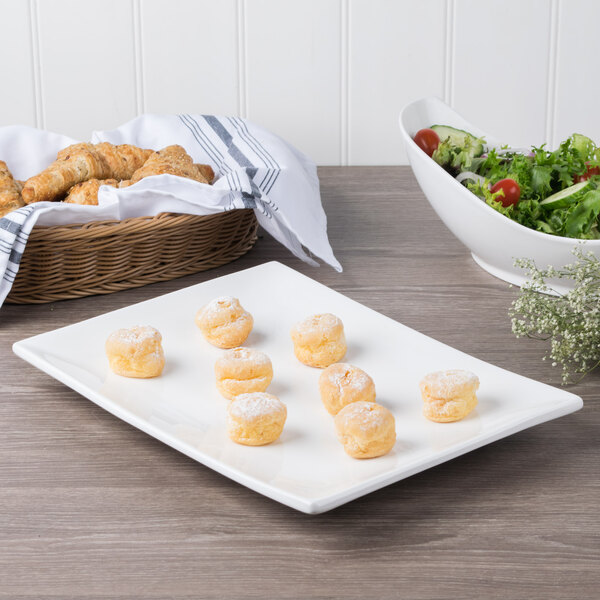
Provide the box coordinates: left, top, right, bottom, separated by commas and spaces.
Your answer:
13, 262, 582, 514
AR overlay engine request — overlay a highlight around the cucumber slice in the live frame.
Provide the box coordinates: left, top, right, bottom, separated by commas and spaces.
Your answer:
430, 125, 484, 158
540, 180, 593, 210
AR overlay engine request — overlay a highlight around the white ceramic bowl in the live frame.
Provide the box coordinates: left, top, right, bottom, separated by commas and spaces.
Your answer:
399, 97, 600, 291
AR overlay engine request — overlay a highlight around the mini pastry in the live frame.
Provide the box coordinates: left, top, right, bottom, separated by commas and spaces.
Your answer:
227, 392, 287, 446
64, 178, 119, 205
215, 347, 273, 400
105, 325, 165, 378
319, 363, 376, 415
290, 313, 346, 368
419, 369, 479, 423
334, 401, 396, 459
195, 296, 253, 349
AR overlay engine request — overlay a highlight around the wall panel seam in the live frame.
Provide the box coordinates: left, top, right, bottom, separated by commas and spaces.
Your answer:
545, 0, 560, 148
237, 0, 247, 118
133, 0, 145, 115
29, 0, 44, 129
444, 0, 455, 106
341, 0, 349, 166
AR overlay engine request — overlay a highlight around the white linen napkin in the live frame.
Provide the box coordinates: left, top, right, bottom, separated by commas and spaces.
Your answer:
0, 115, 341, 306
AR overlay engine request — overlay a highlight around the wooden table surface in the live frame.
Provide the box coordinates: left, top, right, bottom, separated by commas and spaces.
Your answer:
1, 167, 598, 599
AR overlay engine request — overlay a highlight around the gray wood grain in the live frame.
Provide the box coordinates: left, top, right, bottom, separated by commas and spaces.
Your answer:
1, 167, 598, 599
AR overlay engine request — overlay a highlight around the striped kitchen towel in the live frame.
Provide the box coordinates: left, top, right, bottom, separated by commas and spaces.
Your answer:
0, 115, 341, 306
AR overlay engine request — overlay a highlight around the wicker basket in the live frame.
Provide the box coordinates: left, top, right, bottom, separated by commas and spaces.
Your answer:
6, 210, 258, 304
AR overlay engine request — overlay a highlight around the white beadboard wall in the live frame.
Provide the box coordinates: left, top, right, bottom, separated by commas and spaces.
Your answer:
0, 0, 598, 165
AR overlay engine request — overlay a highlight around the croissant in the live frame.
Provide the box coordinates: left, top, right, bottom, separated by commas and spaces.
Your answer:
195, 163, 215, 183
56, 142, 94, 161
130, 145, 210, 184
22, 143, 153, 204
64, 178, 120, 205
56, 143, 152, 178
0, 161, 25, 218
94, 143, 153, 180
22, 143, 110, 204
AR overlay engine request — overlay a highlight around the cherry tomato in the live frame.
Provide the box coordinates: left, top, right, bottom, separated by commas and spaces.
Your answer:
413, 128, 440, 157
574, 164, 600, 183
490, 178, 521, 207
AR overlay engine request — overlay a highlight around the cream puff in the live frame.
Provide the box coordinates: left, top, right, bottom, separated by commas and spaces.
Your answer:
419, 369, 479, 423
227, 392, 287, 446
334, 401, 396, 459
195, 296, 253, 349
318, 363, 376, 415
290, 313, 346, 368
214, 347, 273, 400
105, 325, 165, 378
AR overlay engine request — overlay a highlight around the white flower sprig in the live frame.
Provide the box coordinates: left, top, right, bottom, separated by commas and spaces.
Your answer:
509, 247, 600, 384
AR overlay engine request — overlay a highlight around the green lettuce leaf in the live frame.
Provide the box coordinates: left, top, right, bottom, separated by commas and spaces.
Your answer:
564, 190, 600, 238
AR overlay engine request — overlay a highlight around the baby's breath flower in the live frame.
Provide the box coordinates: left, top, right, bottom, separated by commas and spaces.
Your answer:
509, 246, 600, 384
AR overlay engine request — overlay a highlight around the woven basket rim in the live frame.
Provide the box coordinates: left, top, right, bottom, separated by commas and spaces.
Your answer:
31, 210, 229, 232
27, 210, 249, 242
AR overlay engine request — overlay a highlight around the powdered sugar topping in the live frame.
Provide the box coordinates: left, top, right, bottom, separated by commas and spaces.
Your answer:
199, 296, 240, 319
293, 313, 341, 335
328, 364, 371, 391
336, 401, 391, 432
225, 347, 271, 365
420, 369, 479, 397
108, 325, 161, 346
229, 392, 285, 421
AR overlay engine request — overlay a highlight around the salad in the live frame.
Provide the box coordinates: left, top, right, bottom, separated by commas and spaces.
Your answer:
413, 125, 600, 240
